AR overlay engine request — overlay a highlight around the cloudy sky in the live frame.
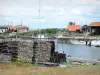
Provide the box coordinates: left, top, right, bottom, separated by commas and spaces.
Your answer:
0, 0, 100, 29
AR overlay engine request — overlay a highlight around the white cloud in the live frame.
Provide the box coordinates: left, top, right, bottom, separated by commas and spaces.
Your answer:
71, 0, 88, 4
41, 19, 46, 23
71, 9, 82, 15
0, 7, 39, 17
71, 0, 100, 5
0, 0, 100, 28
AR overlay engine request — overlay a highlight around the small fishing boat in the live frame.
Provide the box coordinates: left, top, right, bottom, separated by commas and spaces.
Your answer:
70, 39, 100, 47
91, 39, 100, 47
70, 40, 86, 45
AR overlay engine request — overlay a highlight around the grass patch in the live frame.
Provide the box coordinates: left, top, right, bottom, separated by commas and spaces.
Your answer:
0, 63, 100, 75
0, 58, 33, 67
0, 59, 100, 75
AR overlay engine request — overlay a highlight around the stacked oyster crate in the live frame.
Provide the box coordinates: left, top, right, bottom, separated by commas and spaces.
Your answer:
0, 42, 8, 53
50, 52, 66, 64
0, 42, 12, 62
8, 41, 19, 61
0, 41, 55, 63
8, 41, 33, 63
18, 41, 33, 63
32, 41, 55, 63
0, 40, 66, 64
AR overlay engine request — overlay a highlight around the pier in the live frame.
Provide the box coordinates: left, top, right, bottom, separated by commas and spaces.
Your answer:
67, 57, 100, 64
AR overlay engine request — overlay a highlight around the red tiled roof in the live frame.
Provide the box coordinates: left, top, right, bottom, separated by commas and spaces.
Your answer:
9, 26, 28, 31
67, 24, 81, 31
89, 22, 100, 26
23, 26, 28, 29
9, 26, 17, 31
16, 26, 28, 29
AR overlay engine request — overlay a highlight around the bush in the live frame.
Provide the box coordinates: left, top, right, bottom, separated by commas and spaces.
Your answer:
66, 59, 73, 65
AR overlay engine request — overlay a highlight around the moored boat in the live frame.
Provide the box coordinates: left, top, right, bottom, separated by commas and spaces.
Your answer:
70, 39, 100, 47
91, 39, 100, 47
70, 40, 86, 45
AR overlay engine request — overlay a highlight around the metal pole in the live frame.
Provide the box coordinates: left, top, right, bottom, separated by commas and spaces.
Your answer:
36, 0, 41, 64
39, 0, 41, 40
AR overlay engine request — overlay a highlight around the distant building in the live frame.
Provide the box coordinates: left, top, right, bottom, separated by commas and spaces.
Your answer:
0, 26, 9, 33
9, 25, 29, 33
67, 24, 81, 32
88, 22, 100, 34
81, 25, 89, 33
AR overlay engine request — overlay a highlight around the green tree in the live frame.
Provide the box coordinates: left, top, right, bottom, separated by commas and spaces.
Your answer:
45, 28, 58, 35
69, 22, 73, 25
33, 30, 39, 36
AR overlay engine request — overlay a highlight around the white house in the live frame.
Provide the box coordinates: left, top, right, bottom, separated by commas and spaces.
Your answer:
0, 26, 9, 33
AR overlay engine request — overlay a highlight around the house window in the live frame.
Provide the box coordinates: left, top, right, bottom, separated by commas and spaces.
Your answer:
92, 29, 96, 33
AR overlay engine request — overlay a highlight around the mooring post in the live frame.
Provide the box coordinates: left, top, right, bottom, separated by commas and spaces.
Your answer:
86, 40, 88, 46
88, 40, 91, 47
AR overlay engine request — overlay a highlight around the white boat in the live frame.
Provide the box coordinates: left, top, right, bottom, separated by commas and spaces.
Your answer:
70, 40, 86, 45
91, 39, 100, 47
70, 39, 100, 47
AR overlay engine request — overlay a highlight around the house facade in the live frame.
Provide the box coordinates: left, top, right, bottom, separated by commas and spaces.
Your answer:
0, 26, 9, 33
81, 25, 90, 33
88, 22, 100, 34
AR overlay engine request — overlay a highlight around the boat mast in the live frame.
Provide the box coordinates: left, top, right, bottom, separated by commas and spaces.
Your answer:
39, 0, 41, 39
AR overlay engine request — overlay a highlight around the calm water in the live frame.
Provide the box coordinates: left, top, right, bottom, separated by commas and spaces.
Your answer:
55, 43, 100, 60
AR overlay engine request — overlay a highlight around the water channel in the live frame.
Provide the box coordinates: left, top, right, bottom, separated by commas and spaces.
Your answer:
55, 42, 100, 60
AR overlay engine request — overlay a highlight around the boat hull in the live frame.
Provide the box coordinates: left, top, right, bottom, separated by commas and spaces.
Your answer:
91, 40, 100, 47
70, 40, 86, 45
